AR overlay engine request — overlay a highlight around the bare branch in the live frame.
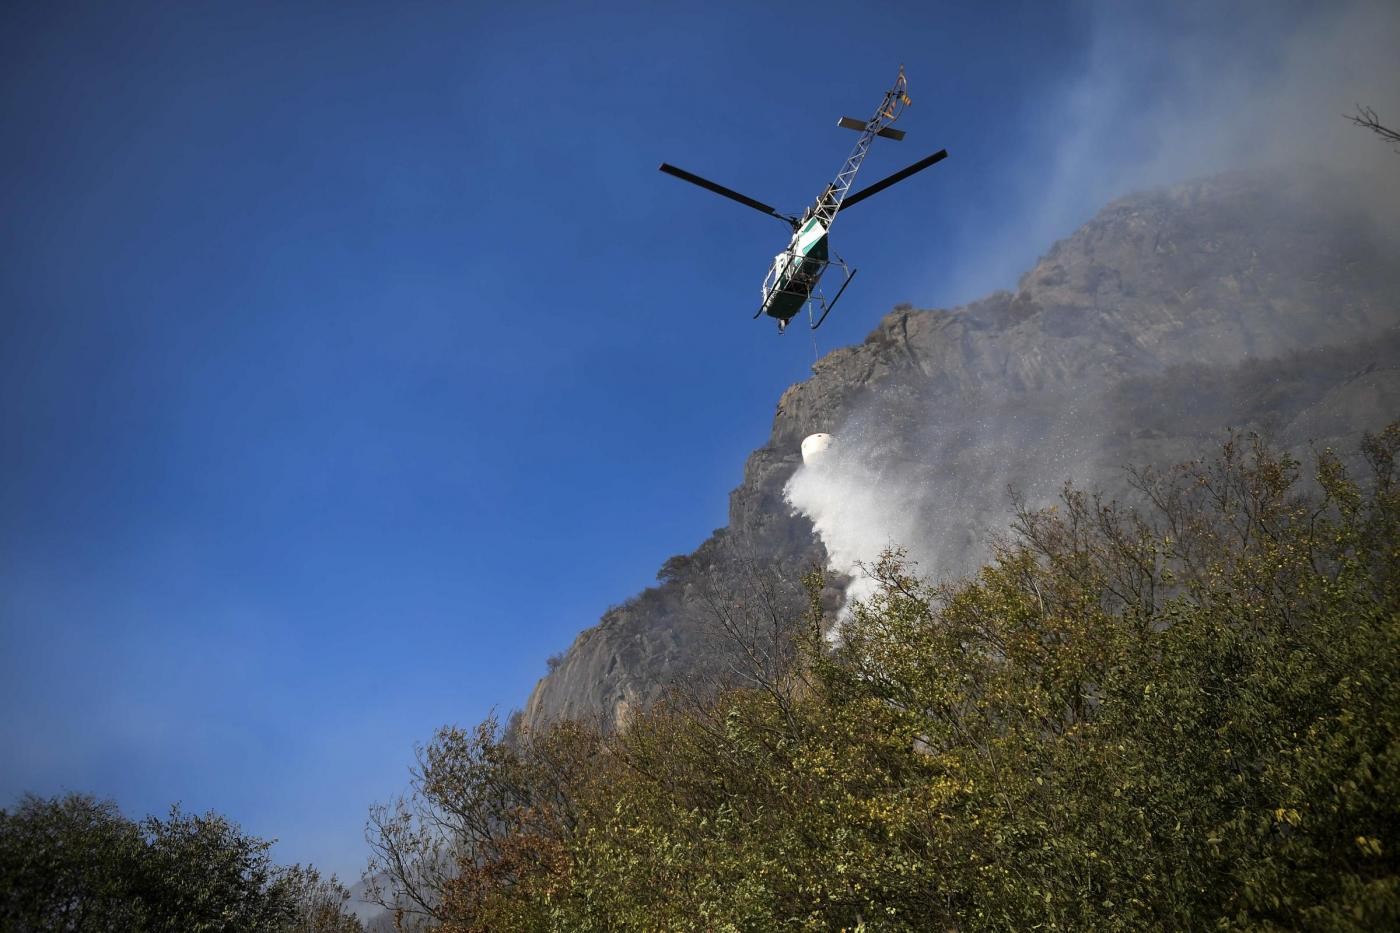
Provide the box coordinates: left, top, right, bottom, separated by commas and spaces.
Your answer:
1347, 104, 1400, 152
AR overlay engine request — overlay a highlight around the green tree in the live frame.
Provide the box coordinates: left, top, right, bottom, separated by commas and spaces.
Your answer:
365, 713, 604, 932
373, 426, 1400, 930
0, 793, 363, 932
0, 793, 148, 931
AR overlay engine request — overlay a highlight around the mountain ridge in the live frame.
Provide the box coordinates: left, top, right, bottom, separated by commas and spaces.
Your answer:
521, 166, 1400, 733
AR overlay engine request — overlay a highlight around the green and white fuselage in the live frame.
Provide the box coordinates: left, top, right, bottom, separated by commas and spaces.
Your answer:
761, 214, 830, 325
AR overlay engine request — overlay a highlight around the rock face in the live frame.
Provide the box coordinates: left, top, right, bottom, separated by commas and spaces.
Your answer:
521, 167, 1400, 733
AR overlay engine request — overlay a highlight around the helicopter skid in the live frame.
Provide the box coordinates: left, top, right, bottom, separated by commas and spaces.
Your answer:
756, 255, 856, 332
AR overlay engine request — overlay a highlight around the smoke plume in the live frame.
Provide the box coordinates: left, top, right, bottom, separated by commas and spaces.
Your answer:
787, 0, 1400, 617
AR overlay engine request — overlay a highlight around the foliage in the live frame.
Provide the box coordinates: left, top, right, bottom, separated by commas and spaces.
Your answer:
0, 793, 363, 932
366, 427, 1400, 930
364, 714, 604, 932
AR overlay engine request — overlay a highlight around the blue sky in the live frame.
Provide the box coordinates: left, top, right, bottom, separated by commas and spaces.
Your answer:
3, 0, 1394, 882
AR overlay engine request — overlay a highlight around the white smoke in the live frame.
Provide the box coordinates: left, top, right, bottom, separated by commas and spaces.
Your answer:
786, 383, 1113, 630
787, 0, 1400, 621
784, 431, 919, 615
938, 0, 1400, 306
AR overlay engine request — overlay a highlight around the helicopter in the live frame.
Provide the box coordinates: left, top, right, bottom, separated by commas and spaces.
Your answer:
660, 66, 946, 333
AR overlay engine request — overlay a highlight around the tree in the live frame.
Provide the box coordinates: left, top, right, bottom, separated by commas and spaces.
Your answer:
0, 793, 363, 932
278, 866, 366, 933
369, 426, 1400, 930
822, 427, 1400, 928
0, 793, 147, 931
364, 714, 603, 932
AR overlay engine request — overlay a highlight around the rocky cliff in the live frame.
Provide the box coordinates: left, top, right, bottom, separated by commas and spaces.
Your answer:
521, 166, 1400, 733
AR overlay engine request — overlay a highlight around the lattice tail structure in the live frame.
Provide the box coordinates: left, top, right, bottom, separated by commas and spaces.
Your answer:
814, 66, 912, 229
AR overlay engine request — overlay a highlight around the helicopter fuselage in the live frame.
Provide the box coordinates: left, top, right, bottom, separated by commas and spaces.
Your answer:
761, 215, 830, 324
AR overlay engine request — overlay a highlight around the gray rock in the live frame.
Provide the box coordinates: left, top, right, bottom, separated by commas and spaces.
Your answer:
522, 166, 1400, 733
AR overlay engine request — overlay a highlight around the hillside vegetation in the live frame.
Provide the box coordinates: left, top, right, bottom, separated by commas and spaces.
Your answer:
0, 794, 364, 931
366, 427, 1400, 931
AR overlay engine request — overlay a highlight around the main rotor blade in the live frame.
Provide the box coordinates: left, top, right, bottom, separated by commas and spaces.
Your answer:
838, 149, 948, 212
659, 163, 794, 224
